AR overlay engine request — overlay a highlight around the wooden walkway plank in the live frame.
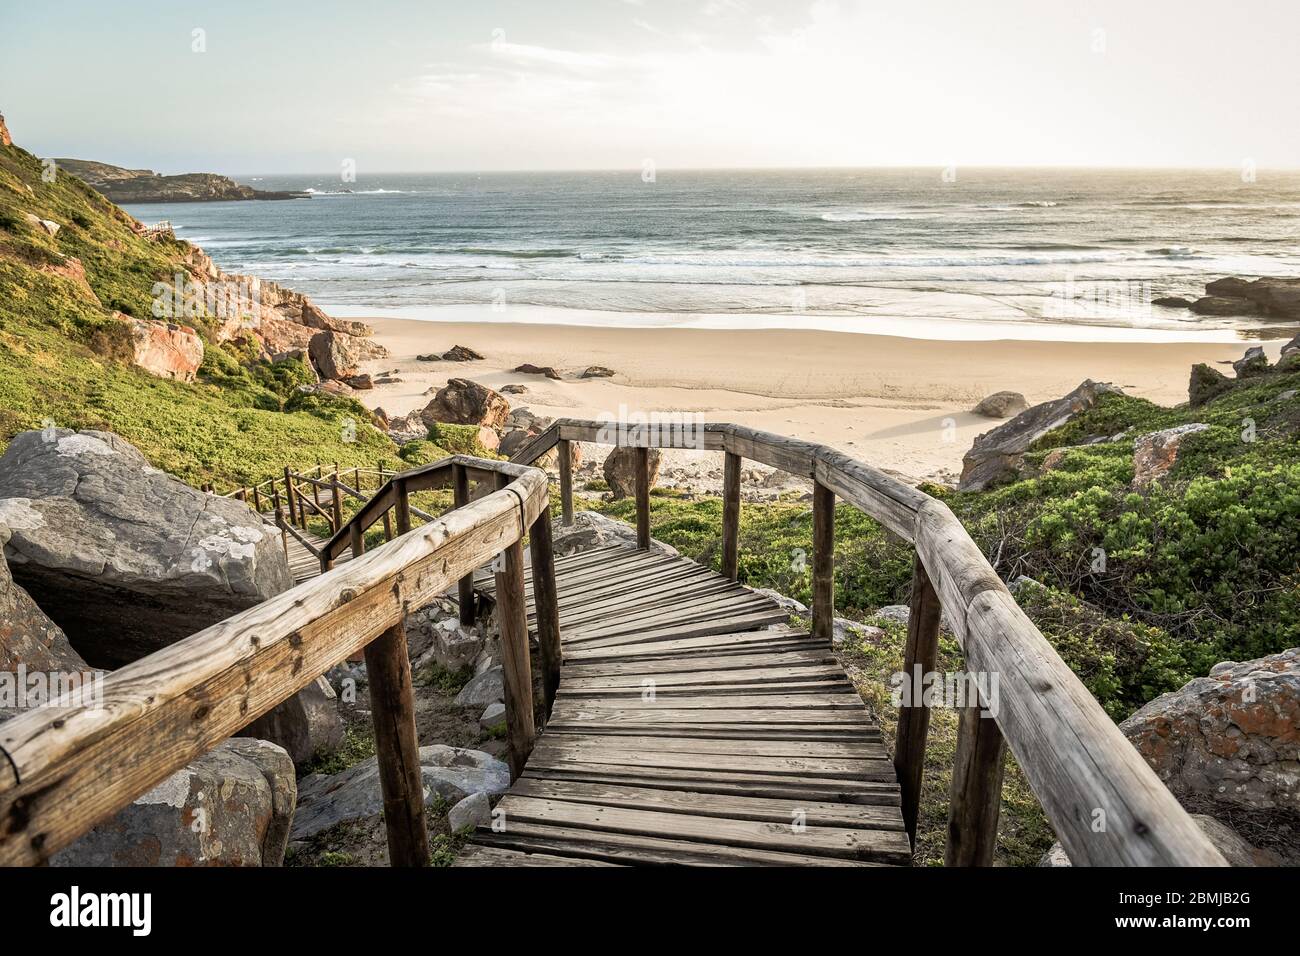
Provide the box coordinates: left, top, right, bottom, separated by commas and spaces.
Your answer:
458, 544, 909, 867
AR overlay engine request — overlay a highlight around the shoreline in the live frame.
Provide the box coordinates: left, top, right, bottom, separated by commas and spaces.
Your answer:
354, 312, 1281, 483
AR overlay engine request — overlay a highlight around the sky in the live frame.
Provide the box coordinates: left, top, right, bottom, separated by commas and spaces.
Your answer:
2, 0, 1298, 174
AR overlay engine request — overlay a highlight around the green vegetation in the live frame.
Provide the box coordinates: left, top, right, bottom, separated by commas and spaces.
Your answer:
303, 723, 377, 777
590, 362, 1300, 864
0, 137, 398, 486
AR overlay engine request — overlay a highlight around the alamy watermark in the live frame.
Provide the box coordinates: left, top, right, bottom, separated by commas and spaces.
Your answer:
151, 272, 262, 323
1, 664, 106, 712
595, 404, 706, 450
890, 664, 1000, 718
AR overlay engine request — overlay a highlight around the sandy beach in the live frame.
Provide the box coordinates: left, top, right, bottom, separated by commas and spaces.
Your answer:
353, 312, 1279, 484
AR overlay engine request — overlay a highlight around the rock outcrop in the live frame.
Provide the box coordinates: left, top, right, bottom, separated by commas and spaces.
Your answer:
0, 429, 292, 665
959, 380, 1122, 491
1131, 423, 1209, 488
291, 745, 509, 841
1188, 276, 1300, 319
442, 345, 484, 362
602, 446, 662, 499
0, 113, 11, 147
420, 379, 510, 432
50, 737, 297, 867
1232, 346, 1270, 379
971, 391, 1028, 419
121, 316, 204, 382
581, 365, 616, 378
1120, 648, 1299, 814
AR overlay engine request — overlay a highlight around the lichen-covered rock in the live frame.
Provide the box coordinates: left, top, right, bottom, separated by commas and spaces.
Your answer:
959, 380, 1122, 491
1120, 648, 1299, 814
602, 446, 662, 499
0, 429, 292, 666
448, 791, 492, 832
1131, 423, 1209, 488
291, 745, 509, 840
420, 379, 510, 432
50, 737, 296, 867
454, 665, 503, 707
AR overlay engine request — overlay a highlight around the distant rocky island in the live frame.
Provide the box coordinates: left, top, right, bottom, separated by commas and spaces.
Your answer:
53, 158, 310, 203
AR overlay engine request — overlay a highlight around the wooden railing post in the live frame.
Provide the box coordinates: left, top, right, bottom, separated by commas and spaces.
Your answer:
529, 504, 562, 718
496, 538, 537, 780
452, 463, 476, 625
812, 480, 834, 644
635, 446, 651, 550
558, 439, 574, 526
251, 483, 262, 513
945, 700, 1008, 867
331, 478, 344, 533
721, 451, 741, 580
283, 467, 298, 526
364, 617, 431, 867
394, 477, 411, 535
894, 555, 943, 844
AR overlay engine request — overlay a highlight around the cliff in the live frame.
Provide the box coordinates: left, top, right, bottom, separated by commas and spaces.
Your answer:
53, 158, 309, 203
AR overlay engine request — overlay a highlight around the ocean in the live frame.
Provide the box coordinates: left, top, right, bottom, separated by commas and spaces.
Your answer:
123, 167, 1300, 343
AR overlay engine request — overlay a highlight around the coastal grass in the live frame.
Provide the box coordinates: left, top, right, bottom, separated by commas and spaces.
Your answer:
0, 137, 400, 486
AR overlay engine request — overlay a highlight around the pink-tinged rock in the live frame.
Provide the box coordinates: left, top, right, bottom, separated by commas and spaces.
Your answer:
301, 300, 374, 337
1131, 423, 1209, 488
1120, 648, 1300, 814
420, 378, 511, 431
602, 446, 661, 499
120, 315, 203, 382
0, 113, 12, 147
36, 256, 100, 305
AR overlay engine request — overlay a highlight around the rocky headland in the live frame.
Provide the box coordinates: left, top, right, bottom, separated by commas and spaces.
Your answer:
54, 158, 310, 203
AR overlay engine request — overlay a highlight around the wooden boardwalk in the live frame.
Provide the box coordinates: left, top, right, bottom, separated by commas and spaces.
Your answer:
459, 545, 910, 867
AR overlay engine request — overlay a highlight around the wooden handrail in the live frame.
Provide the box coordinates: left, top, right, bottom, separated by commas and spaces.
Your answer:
0, 458, 554, 866
509, 419, 1226, 867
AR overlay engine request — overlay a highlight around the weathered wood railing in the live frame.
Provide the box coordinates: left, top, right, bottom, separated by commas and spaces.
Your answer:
0, 455, 555, 867
509, 419, 1227, 867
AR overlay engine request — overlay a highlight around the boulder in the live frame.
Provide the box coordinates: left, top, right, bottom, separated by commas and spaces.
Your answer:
1190, 296, 1257, 316
0, 429, 292, 666
291, 745, 509, 841
448, 791, 493, 832
344, 373, 374, 390
386, 411, 428, 445
501, 384, 528, 395
513, 363, 562, 380
1232, 346, 1270, 379
972, 391, 1028, 418
1152, 296, 1194, 308
0, 523, 87, 672
121, 316, 203, 382
51, 737, 296, 866
239, 675, 345, 768
308, 329, 368, 381
1189, 363, 1233, 407
602, 446, 662, 499
300, 301, 373, 337
1205, 277, 1256, 298
959, 380, 1122, 491
416, 353, 442, 362
1131, 423, 1209, 488
551, 510, 679, 558
872, 605, 912, 627
37, 255, 100, 304
479, 702, 506, 731
256, 314, 317, 357
442, 345, 484, 362
407, 607, 486, 671
420, 379, 510, 432
581, 365, 616, 378
1039, 814, 1279, 867
1120, 648, 1299, 814
1282, 334, 1300, 357
454, 665, 503, 707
